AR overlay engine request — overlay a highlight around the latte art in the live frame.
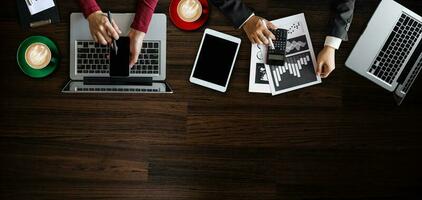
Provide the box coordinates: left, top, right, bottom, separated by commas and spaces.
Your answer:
181, 0, 200, 19
177, 0, 202, 22
25, 43, 51, 69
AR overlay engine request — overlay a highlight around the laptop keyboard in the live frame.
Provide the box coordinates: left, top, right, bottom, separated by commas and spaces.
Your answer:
76, 40, 160, 75
369, 13, 422, 84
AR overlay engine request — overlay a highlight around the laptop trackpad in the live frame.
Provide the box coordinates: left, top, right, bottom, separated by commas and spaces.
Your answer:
110, 37, 130, 77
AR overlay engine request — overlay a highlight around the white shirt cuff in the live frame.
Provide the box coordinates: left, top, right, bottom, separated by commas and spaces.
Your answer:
239, 13, 255, 29
324, 36, 342, 50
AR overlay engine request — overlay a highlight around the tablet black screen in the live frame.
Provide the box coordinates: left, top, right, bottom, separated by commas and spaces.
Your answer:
192, 34, 238, 86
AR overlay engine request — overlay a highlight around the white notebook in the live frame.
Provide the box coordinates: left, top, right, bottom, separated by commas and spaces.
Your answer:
25, 0, 55, 15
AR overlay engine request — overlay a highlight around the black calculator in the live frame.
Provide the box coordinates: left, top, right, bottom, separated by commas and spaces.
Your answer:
267, 29, 288, 66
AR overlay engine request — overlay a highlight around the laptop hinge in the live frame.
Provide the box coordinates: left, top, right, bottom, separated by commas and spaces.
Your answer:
397, 38, 422, 84
83, 77, 153, 86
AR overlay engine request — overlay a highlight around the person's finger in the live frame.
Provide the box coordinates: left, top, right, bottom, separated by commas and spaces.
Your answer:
96, 32, 107, 45
91, 33, 98, 43
105, 22, 119, 40
250, 36, 257, 44
263, 29, 276, 40
247, 32, 257, 44
320, 64, 331, 78
129, 53, 140, 68
246, 33, 256, 44
267, 21, 277, 30
320, 67, 327, 78
323, 71, 332, 78
129, 46, 140, 68
253, 34, 263, 45
316, 61, 323, 77
111, 20, 122, 34
257, 32, 269, 45
323, 65, 335, 78
99, 27, 112, 44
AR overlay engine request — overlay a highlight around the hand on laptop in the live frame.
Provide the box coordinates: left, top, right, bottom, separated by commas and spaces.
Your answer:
128, 28, 146, 68
87, 11, 122, 45
316, 46, 336, 78
242, 15, 276, 45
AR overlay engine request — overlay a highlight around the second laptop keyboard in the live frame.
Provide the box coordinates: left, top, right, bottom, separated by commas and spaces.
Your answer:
76, 40, 160, 75
369, 13, 422, 84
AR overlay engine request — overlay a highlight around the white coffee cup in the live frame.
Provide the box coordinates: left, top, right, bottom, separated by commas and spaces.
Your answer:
177, 0, 203, 22
24, 42, 52, 69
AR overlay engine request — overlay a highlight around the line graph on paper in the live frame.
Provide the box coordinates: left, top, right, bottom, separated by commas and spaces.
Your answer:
268, 52, 317, 90
286, 35, 309, 54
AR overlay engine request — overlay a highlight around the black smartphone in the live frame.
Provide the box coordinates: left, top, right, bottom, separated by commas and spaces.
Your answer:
110, 37, 130, 77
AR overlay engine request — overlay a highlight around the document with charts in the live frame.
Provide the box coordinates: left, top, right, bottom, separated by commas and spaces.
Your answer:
249, 13, 321, 94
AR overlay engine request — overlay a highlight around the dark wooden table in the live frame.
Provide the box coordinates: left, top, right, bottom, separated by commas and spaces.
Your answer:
1, 0, 422, 199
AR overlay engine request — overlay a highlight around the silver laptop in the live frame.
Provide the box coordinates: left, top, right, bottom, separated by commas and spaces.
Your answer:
62, 13, 173, 93
346, 0, 422, 105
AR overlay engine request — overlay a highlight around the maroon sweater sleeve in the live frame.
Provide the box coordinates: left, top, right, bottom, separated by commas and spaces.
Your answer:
131, 0, 158, 33
78, 0, 101, 18
78, 0, 157, 33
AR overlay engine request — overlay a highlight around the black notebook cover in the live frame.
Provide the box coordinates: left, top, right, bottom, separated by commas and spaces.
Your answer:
16, 0, 60, 29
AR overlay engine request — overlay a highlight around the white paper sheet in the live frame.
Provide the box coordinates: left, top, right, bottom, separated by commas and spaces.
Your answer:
26, 0, 55, 15
249, 13, 321, 94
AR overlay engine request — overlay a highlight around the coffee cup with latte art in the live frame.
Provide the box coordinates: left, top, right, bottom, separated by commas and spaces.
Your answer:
177, 0, 203, 22
17, 36, 60, 78
25, 43, 52, 69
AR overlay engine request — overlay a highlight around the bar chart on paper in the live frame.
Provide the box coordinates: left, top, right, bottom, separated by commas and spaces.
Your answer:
272, 54, 311, 81
268, 52, 318, 91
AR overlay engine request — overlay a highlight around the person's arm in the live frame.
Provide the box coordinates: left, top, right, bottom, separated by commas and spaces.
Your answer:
209, 0, 276, 44
317, 0, 356, 78
324, 0, 356, 49
78, 0, 101, 18
131, 0, 158, 33
128, 0, 159, 67
328, 0, 356, 43
208, 0, 253, 29
77, 0, 121, 45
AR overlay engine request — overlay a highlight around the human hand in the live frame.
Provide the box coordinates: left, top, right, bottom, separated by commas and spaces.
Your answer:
87, 11, 122, 45
242, 15, 277, 45
316, 46, 336, 78
128, 28, 146, 68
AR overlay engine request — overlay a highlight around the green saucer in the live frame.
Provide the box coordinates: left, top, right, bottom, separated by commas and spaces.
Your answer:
17, 36, 60, 78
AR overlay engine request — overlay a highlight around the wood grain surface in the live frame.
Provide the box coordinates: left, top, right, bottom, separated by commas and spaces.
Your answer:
1, 0, 422, 199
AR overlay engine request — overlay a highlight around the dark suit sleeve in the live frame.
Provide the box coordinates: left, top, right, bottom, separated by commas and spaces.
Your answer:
329, 0, 356, 41
208, 0, 254, 29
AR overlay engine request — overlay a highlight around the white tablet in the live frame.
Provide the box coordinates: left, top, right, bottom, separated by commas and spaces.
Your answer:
189, 29, 241, 92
